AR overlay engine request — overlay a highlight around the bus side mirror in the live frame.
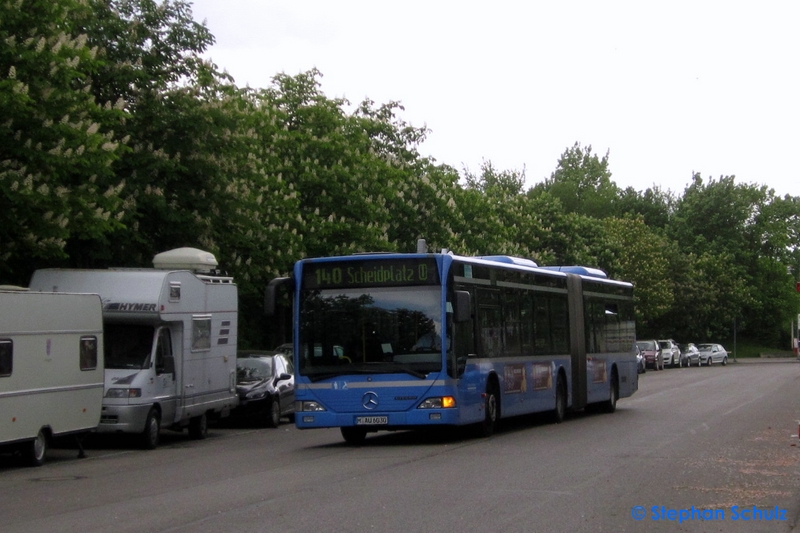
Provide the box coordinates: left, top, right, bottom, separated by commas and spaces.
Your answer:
454, 290, 471, 323
264, 277, 292, 316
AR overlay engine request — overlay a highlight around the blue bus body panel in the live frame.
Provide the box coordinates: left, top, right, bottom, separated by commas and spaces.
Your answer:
291, 251, 637, 432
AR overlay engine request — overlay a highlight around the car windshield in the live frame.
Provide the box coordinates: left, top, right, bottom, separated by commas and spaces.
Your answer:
636, 341, 656, 350
697, 344, 713, 351
237, 358, 274, 382
299, 286, 445, 380
658, 341, 670, 348
104, 324, 154, 369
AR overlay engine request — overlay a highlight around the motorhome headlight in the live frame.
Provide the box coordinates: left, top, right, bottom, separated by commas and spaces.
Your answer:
105, 388, 142, 398
417, 396, 456, 409
296, 400, 326, 412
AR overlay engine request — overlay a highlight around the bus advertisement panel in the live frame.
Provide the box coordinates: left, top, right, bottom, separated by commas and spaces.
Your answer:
267, 251, 637, 444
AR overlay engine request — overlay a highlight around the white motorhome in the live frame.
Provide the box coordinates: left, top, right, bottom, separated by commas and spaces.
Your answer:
0, 288, 104, 466
29, 248, 238, 449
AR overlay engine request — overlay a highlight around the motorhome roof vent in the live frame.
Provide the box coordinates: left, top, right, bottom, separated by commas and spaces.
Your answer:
153, 248, 218, 273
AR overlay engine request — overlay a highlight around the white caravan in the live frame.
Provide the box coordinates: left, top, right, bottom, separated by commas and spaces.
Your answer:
30, 248, 238, 449
0, 288, 104, 466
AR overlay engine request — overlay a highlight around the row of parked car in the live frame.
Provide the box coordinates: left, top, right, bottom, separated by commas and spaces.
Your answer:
635, 339, 730, 372
234, 337, 736, 427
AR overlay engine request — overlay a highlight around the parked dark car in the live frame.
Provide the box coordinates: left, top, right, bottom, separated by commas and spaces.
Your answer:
233, 353, 295, 427
679, 343, 701, 367
636, 340, 663, 370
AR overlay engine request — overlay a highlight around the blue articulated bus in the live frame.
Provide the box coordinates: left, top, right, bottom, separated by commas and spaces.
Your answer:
265, 245, 637, 444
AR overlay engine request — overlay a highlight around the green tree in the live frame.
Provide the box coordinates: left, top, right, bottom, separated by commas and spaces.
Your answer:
0, 0, 126, 283
533, 142, 619, 219
667, 174, 799, 344
615, 185, 674, 229
457, 161, 528, 256
600, 216, 674, 330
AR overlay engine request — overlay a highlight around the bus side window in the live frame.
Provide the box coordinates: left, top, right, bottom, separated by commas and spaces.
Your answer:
479, 306, 503, 357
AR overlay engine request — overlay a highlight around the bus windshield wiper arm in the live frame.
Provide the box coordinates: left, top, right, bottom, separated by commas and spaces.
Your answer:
390, 364, 428, 379
305, 365, 428, 381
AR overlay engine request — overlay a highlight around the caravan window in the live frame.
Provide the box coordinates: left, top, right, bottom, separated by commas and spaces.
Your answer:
80, 336, 98, 371
192, 317, 211, 351
0, 339, 11, 377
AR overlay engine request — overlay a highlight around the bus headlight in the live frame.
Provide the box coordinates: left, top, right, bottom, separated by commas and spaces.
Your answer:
417, 396, 456, 409
296, 400, 327, 412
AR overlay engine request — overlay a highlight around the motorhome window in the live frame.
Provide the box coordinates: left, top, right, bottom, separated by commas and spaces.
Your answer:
0, 339, 11, 377
104, 324, 155, 369
80, 336, 98, 370
192, 317, 211, 351
169, 282, 181, 302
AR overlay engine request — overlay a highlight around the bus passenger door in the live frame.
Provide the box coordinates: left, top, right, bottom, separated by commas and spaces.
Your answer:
452, 290, 484, 425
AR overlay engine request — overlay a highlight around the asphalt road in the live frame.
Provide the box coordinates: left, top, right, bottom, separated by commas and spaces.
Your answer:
2, 360, 799, 533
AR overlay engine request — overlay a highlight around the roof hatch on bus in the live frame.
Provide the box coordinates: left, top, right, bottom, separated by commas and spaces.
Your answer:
478, 256, 538, 267
539, 266, 608, 278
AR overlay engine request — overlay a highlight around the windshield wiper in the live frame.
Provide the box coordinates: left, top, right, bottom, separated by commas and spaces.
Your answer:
304, 365, 430, 382
389, 364, 428, 379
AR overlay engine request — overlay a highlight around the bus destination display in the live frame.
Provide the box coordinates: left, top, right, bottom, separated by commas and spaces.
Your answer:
303, 258, 439, 289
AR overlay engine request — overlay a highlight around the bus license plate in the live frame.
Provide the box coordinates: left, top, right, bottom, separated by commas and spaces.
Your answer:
356, 416, 388, 425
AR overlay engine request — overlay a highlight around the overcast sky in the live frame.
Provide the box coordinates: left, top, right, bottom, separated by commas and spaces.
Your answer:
190, 1, 799, 198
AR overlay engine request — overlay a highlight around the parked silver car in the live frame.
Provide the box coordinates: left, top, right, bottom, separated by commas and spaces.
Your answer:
679, 343, 701, 367
634, 344, 646, 374
697, 343, 729, 366
658, 339, 681, 368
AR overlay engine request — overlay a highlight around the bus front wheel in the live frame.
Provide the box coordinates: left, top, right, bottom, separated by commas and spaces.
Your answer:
475, 383, 499, 438
341, 427, 367, 445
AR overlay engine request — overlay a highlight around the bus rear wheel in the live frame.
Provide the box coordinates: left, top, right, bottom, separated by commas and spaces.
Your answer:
601, 371, 618, 413
551, 375, 567, 424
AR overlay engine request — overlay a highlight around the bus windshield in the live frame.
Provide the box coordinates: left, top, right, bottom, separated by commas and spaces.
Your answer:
299, 286, 444, 380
